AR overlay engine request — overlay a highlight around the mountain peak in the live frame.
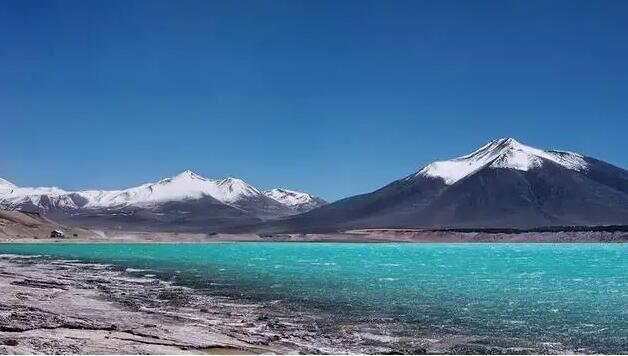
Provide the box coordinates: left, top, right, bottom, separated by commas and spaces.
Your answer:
217, 177, 246, 185
173, 170, 205, 180
493, 137, 520, 145
462, 138, 525, 158
494, 137, 528, 150
417, 138, 588, 185
213, 177, 260, 201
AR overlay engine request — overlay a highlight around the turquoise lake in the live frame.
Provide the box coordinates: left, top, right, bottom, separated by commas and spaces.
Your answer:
1, 243, 626, 353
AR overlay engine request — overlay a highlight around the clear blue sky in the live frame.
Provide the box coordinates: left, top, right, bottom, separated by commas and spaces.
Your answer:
1, 0, 627, 201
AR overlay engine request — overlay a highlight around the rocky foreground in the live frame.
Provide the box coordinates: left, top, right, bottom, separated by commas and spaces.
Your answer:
0, 255, 307, 354
1, 250, 614, 354
0, 255, 452, 355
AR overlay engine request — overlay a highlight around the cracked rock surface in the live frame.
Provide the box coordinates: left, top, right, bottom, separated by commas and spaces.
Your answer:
0, 256, 296, 354
1, 255, 442, 354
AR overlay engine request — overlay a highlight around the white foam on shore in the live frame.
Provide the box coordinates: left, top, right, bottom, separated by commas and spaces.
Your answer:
70, 262, 112, 269
0, 254, 44, 259
357, 332, 400, 343
112, 276, 156, 283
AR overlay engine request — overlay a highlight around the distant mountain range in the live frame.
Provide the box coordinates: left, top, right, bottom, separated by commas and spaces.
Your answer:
0, 170, 326, 232
254, 138, 628, 233
2, 138, 627, 233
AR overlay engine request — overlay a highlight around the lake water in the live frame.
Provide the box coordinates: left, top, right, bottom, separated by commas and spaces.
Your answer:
1, 243, 626, 353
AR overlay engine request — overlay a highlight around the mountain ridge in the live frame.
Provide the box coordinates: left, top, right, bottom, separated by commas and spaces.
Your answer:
0, 170, 327, 232
0, 170, 325, 211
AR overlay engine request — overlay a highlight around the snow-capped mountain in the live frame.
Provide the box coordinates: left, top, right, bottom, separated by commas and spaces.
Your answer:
263, 188, 327, 214
77, 171, 263, 208
0, 184, 77, 210
257, 138, 628, 233
0, 170, 326, 232
416, 138, 588, 184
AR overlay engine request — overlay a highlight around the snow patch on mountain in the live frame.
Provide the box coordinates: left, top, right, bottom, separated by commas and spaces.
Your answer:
263, 188, 317, 207
416, 138, 588, 185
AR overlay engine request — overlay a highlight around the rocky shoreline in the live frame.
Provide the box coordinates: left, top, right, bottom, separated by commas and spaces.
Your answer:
3, 230, 628, 244
0, 251, 616, 355
0, 254, 447, 354
0, 255, 306, 354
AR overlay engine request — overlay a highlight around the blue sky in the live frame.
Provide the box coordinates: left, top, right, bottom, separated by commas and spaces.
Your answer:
1, 0, 627, 201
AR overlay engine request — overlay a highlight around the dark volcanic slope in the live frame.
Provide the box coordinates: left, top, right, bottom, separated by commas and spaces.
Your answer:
249, 139, 628, 233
